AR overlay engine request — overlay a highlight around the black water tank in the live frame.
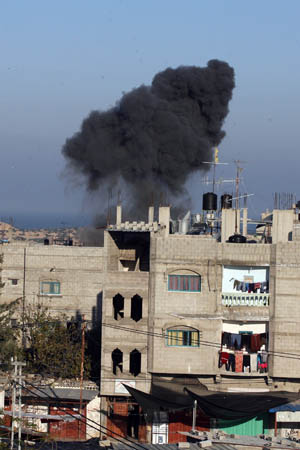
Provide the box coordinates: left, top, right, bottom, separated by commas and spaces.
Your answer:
221, 194, 232, 209
68, 239, 73, 246
203, 192, 217, 211
44, 238, 49, 245
228, 234, 247, 244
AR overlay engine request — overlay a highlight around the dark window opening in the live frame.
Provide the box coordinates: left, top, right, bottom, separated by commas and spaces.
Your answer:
11, 279, 18, 285
110, 231, 150, 272
129, 349, 141, 377
112, 348, 123, 375
130, 294, 142, 322
113, 294, 124, 320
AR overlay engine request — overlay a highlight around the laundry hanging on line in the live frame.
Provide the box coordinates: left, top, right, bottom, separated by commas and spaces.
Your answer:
232, 279, 269, 293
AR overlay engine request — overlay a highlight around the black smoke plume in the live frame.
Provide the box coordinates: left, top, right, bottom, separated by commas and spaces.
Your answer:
62, 60, 234, 221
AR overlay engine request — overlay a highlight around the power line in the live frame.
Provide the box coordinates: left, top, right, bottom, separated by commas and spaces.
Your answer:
13, 318, 300, 368
101, 322, 300, 361
16, 380, 147, 450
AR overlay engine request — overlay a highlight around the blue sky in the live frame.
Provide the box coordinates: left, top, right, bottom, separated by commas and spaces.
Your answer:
1, 0, 300, 226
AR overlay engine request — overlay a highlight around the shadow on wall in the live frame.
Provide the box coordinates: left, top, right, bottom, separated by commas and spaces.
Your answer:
88, 291, 102, 384
72, 292, 102, 384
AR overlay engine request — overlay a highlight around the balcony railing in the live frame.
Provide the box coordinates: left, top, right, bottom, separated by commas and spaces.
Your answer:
221, 292, 269, 307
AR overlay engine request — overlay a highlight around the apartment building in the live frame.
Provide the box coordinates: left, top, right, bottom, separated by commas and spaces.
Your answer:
2, 200, 300, 442
100, 201, 300, 442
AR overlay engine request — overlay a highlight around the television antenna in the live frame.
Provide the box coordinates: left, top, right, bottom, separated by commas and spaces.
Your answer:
202, 147, 229, 193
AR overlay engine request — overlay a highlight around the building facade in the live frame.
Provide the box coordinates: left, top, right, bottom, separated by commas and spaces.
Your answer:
0, 244, 104, 323
2, 204, 300, 442
99, 204, 300, 442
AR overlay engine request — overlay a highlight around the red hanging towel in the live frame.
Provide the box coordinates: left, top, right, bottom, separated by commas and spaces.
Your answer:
234, 351, 243, 373
250, 334, 261, 352
220, 352, 229, 365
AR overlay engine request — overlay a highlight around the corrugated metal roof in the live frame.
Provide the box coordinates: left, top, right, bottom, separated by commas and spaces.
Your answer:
23, 386, 98, 402
30, 439, 300, 450
5, 411, 81, 421
112, 444, 237, 450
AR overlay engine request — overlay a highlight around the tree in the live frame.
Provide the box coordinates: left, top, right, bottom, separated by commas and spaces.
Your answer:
24, 304, 90, 379
0, 300, 22, 369
0, 254, 21, 370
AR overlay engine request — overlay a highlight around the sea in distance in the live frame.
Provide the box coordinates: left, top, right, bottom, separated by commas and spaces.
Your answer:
0, 211, 93, 230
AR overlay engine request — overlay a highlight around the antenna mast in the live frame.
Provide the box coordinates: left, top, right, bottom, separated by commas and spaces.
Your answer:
234, 160, 244, 234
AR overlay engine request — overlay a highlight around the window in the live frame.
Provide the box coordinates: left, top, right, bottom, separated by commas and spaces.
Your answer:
168, 274, 201, 292
129, 349, 141, 376
40, 281, 61, 295
167, 329, 200, 347
113, 294, 124, 320
112, 348, 123, 375
131, 294, 142, 322
11, 279, 18, 286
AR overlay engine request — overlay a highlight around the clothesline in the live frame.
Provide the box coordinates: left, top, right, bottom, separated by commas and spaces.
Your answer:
222, 331, 267, 352
230, 278, 269, 294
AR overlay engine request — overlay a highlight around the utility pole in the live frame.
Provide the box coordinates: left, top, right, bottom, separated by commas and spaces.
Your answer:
79, 316, 86, 439
22, 248, 26, 348
11, 359, 26, 450
79, 315, 86, 415
192, 399, 197, 433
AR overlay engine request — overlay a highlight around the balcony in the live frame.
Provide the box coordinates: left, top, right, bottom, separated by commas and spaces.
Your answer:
221, 292, 269, 307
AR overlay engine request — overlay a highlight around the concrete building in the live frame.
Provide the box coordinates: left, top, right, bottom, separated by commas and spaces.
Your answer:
0, 244, 104, 322
2, 199, 300, 442
99, 200, 300, 442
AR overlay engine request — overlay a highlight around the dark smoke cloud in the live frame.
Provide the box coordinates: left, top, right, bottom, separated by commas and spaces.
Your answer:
62, 60, 234, 221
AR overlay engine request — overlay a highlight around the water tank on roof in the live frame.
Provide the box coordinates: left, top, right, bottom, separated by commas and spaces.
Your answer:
228, 234, 247, 244
44, 238, 49, 245
221, 194, 232, 209
203, 192, 217, 211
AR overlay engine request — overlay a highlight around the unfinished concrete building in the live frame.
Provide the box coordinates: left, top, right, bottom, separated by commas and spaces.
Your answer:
100, 198, 300, 442
2, 196, 300, 442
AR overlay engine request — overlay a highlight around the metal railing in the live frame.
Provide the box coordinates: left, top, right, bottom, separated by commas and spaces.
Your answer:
221, 292, 269, 307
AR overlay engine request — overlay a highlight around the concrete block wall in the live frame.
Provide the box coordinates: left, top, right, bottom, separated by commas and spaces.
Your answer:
149, 236, 220, 375
101, 270, 150, 395
269, 242, 300, 378
150, 317, 221, 375
218, 242, 272, 266
148, 236, 273, 379
1, 244, 104, 320
105, 232, 119, 271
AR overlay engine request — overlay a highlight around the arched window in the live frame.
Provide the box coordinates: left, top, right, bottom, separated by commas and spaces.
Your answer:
168, 270, 201, 292
166, 326, 200, 347
113, 294, 124, 320
131, 294, 142, 322
112, 348, 123, 375
129, 349, 141, 376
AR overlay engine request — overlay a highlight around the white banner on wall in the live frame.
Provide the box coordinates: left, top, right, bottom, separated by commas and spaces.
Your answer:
114, 380, 136, 394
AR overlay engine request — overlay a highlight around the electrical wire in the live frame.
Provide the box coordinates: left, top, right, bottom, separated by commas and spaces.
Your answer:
14, 318, 300, 362
101, 322, 300, 361
15, 380, 147, 450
